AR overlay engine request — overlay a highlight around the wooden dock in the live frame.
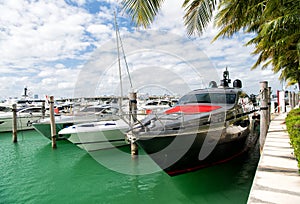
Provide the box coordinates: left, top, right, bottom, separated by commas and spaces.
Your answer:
247, 113, 300, 203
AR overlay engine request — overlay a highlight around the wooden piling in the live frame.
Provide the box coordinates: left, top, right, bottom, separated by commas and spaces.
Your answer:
12, 104, 17, 143
129, 92, 137, 123
259, 81, 268, 153
267, 87, 271, 125
291, 92, 295, 109
49, 96, 57, 149
129, 92, 138, 158
42, 101, 46, 119
277, 90, 280, 113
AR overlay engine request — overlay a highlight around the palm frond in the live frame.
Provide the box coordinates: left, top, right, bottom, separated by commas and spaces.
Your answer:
213, 0, 264, 41
121, 0, 164, 28
183, 0, 218, 36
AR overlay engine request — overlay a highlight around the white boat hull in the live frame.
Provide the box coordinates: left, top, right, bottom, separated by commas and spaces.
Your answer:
0, 106, 44, 132
59, 120, 129, 151
0, 115, 41, 132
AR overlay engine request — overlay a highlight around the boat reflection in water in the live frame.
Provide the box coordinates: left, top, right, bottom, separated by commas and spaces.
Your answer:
126, 69, 259, 176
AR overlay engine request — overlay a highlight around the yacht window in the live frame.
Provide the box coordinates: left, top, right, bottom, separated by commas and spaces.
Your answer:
178, 93, 236, 104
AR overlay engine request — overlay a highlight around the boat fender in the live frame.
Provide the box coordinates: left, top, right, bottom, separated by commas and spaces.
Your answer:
54, 107, 59, 114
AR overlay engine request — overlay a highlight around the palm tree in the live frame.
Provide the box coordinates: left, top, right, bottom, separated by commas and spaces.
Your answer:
121, 0, 300, 88
280, 67, 300, 89
194, 0, 300, 87
244, 0, 300, 86
213, 0, 264, 39
122, 0, 218, 35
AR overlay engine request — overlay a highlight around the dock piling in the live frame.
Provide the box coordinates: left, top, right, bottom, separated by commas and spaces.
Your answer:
42, 101, 46, 119
292, 91, 296, 109
49, 96, 57, 149
259, 81, 269, 152
129, 92, 138, 158
12, 104, 17, 143
268, 87, 271, 124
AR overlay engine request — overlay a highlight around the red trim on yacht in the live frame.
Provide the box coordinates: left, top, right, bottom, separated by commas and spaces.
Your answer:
165, 105, 221, 114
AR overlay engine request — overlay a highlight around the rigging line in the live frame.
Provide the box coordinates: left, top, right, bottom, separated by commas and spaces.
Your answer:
117, 26, 133, 89
114, 9, 135, 124
113, 11, 133, 89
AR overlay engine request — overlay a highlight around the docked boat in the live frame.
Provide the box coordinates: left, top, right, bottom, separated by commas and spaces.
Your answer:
126, 69, 258, 175
138, 99, 172, 115
56, 99, 179, 150
0, 105, 12, 114
0, 106, 44, 132
58, 119, 129, 151
33, 104, 120, 140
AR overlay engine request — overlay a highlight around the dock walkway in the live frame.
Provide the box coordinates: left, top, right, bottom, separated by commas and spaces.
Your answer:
247, 113, 300, 203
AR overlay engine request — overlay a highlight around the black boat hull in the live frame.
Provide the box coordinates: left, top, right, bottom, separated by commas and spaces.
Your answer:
127, 73, 259, 175
135, 125, 252, 175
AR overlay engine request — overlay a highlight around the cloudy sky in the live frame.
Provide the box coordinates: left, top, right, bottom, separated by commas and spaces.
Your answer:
0, 0, 288, 100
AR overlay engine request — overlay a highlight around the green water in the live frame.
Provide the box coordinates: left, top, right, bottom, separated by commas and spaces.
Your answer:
0, 130, 259, 204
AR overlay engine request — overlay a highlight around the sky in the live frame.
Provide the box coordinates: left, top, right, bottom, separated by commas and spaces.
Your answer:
0, 0, 292, 100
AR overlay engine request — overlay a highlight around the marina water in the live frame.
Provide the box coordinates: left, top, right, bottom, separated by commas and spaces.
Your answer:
0, 130, 259, 204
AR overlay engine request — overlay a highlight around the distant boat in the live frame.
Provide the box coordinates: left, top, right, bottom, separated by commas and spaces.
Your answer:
33, 104, 120, 140
126, 68, 258, 176
138, 99, 172, 115
0, 106, 44, 132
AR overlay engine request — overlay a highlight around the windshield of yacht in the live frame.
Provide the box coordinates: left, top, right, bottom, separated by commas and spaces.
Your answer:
80, 106, 119, 114
0, 106, 11, 112
178, 93, 236, 105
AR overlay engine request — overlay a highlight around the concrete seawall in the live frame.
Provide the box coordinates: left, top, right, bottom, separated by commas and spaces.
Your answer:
247, 113, 300, 203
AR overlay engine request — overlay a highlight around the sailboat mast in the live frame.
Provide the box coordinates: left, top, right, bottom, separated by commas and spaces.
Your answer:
114, 11, 123, 111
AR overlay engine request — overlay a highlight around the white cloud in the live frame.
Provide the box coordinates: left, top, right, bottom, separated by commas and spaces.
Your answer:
0, 0, 286, 100
150, 0, 186, 35
147, 0, 283, 94
87, 24, 111, 34
0, 0, 117, 98
54, 63, 66, 69
69, 0, 87, 6
1, 1, 93, 62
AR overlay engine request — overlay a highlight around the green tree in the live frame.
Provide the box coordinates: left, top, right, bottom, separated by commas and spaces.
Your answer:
122, 0, 218, 35
121, 0, 300, 88
214, 0, 300, 87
